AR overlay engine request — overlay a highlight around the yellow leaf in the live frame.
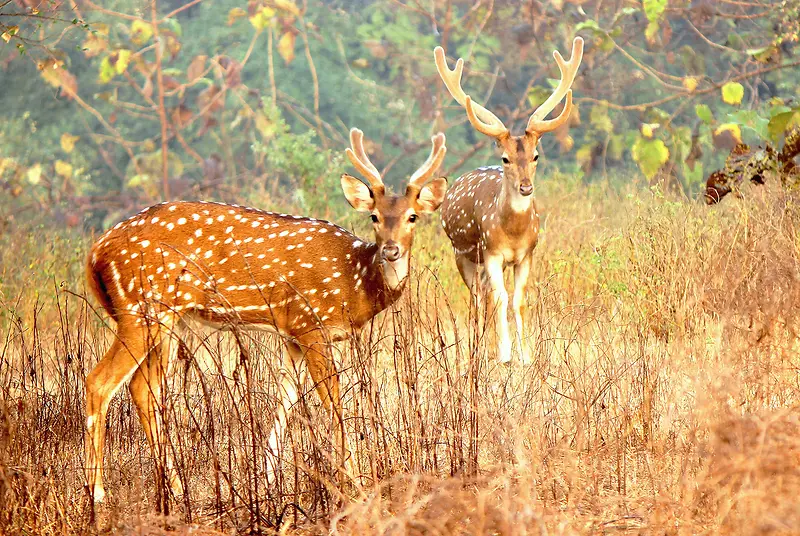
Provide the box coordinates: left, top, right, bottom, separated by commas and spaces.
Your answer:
682, 76, 698, 92
115, 49, 132, 75
0, 158, 14, 176
255, 111, 277, 139
130, 20, 153, 46
721, 82, 744, 105
714, 123, 742, 144
249, 7, 276, 31
55, 160, 73, 178
1, 25, 19, 43
60, 133, 79, 153
274, 0, 301, 16
641, 123, 659, 139
227, 7, 247, 26
575, 144, 593, 167
278, 31, 296, 64
26, 164, 42, 185
557, 134, 574, 153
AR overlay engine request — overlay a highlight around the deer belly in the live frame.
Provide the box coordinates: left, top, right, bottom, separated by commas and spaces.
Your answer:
498, 246, 528, 265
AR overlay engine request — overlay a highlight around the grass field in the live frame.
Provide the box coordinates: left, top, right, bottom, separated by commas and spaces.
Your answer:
2, 175, 800, 534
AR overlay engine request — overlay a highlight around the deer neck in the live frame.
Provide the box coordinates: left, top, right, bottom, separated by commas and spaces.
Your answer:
497, 177, 535, 220
358, 242, 407, 311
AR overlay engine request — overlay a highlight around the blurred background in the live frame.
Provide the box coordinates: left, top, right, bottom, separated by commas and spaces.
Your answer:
1, 0, 798, 230
2, 3, 800, 533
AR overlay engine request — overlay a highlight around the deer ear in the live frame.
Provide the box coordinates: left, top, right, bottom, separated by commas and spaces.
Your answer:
341, 174, 375, 212
416, 177, 448, 213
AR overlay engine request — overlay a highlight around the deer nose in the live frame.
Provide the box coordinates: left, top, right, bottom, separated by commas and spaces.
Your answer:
519, 182, 533, 196
381, 242, 402, 262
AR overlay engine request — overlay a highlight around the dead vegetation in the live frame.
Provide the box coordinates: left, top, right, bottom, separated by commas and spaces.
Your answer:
2, 177, 800, 534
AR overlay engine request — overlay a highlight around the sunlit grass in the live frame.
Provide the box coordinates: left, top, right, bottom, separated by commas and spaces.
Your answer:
2, 177, 800, 534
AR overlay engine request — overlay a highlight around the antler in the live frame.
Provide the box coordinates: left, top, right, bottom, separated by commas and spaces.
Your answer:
408, 132, 447, 190
433, 46, 508, 138
346, 128, 384, 190
526, 36, 584, 135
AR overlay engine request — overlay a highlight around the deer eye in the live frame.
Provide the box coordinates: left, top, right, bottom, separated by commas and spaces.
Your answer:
370, 214, 379, 223
408, 214, 418, 223
501, 156, 511, 165
533, 154, 539, 162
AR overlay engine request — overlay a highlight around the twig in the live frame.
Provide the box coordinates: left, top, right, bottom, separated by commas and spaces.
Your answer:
159, 0, 203, 22
268, 26, 277, 108
299, 8, 325, 149
151, 0, 171, 200
576, 59, 800, 112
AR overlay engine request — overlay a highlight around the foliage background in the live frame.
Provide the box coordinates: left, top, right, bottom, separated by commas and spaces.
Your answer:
1, 0, 799, 229
2, 1, 800, 534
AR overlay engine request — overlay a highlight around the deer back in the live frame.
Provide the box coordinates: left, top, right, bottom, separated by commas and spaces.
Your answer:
88, 201, 396, 340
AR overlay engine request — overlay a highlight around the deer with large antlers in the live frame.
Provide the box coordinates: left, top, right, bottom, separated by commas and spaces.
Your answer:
83, 128, 447, 502
433, 37, 583, 364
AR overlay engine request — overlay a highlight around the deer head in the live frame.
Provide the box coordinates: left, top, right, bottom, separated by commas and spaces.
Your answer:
434, 37, 583, 198
340, 128, 447, 289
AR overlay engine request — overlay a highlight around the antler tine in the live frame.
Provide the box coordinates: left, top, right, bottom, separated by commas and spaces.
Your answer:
433, 46, 508, 138
527, 36, 584, 134
345, 128, 384, 189
408, 132, 447, 189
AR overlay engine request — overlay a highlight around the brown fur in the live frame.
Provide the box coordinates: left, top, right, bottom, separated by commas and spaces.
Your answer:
84, 130, 448, 502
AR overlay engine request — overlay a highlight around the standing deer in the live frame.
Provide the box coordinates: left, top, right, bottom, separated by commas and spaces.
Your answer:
433, 37, 583, 364
84, 128, 447, 502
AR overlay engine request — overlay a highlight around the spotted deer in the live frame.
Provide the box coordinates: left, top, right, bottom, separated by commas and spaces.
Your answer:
433, 37, 583, 364
83, 128, 447, 502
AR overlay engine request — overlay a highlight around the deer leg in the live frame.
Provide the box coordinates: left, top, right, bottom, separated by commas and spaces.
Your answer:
299, 336, 354, 482
456, 254, 483, 309
265, 340, 307, 483
484, 254, 512, 364
128, 316, 184, 499
513, 255, 533, 364
85, 321, 155, 503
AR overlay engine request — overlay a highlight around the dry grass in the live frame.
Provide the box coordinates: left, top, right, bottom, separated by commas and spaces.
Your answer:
2, 177, 800, 534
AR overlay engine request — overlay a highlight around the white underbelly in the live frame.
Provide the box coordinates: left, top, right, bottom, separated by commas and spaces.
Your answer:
500, 246, 530, 265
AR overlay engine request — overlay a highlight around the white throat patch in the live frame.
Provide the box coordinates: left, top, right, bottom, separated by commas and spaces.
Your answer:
382, 252, 409, 290
509, 188, 534, 213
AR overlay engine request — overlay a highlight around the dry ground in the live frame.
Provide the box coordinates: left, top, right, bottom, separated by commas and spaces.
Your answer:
2, 176, 800, 534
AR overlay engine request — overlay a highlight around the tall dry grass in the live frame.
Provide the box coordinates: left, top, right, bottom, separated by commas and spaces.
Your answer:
1, 177, 799, 534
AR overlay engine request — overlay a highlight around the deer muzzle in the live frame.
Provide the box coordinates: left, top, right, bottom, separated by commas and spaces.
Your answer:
381, 242, 402, 262
519, 181, 534, 196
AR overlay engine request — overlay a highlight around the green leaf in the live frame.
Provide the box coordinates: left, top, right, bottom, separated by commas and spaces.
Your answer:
695, 104, 713, 124
590, 103, 613, 133
643, 0, 667, 22
727, 110, 769, 140
721, 82, 744, 105
161, 17, 182, 37
575, 20, 602, 33
767, 110, 800, 141
632, 137, 669, 179
527, 87, 551, 110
